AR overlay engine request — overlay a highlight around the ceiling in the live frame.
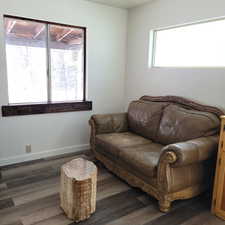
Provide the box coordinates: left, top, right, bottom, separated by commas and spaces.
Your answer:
85, 0, 152, 9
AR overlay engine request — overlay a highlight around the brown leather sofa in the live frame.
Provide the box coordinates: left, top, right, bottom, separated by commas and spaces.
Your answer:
89, 96, 224, 212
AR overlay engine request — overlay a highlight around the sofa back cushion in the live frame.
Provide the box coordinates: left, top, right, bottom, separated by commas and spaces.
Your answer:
128, 100, 169, 141
157, 104, 220, 145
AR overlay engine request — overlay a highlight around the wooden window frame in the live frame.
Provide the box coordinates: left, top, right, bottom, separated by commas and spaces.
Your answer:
2, 15, 91, 117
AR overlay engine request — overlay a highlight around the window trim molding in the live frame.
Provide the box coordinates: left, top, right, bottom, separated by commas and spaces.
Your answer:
154, 16, 225, 32
2, 101, 92, 117
3, 14, 87, 105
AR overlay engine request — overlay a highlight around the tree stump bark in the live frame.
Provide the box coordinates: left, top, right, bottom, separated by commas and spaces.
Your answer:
60, 158, 97, 222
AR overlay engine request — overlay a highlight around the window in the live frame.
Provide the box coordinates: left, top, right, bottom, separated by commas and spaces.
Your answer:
2, 15, 91, 116
150, 17, 225, 68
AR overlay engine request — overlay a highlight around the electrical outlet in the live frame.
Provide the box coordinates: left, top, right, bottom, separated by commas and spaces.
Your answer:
26, 144, 32, 153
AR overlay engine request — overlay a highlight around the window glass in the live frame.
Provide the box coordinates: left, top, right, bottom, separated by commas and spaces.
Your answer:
5, 18, 48, 104
49, 25, 84, 102
153, 18, 225, 67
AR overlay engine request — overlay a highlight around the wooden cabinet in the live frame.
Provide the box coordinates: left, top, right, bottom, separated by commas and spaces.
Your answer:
212, 115, 225, 220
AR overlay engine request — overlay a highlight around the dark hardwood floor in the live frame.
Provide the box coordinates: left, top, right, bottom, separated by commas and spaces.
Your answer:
0, 151, 224, 225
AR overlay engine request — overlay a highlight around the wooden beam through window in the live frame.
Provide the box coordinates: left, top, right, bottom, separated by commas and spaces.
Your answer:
33, 24, 45, 39
7, 20, 16, 34
57, 29, 73, 42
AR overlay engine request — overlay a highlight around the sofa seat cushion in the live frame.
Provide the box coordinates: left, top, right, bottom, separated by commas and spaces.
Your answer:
95, 132, 152, 160
118, 143, 164, 180
157, 104, 220, 145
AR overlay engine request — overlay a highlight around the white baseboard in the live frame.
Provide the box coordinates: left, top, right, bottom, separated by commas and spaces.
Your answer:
0, 144, 90, 167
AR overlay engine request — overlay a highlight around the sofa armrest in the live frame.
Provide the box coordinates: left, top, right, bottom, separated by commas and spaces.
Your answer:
157, 135, 219, 194
160, 135, 219, 167
89, 113, 128, 135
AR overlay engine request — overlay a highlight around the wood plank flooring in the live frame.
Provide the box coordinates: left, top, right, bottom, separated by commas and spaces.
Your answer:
0, 151, 223, 225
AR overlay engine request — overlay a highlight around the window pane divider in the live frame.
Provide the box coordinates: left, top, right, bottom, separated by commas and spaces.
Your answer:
83, 28, 87, 102
46, 23, 52, 103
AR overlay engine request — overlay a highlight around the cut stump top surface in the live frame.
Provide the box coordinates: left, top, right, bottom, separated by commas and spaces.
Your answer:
62, 158, 97, 181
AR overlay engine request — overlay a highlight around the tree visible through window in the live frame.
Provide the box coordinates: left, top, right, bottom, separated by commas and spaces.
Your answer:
4, 16, 86, 104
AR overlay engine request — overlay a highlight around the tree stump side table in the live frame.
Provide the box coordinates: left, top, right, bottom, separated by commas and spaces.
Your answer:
60, 158, 97, 222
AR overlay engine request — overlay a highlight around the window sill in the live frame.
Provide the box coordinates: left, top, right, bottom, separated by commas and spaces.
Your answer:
1, 101, 92, 117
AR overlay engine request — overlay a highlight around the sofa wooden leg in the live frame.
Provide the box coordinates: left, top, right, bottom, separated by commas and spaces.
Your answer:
159, 199, 171, 213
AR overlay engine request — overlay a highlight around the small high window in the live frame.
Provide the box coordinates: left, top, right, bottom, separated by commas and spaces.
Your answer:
150, 17, 225, 68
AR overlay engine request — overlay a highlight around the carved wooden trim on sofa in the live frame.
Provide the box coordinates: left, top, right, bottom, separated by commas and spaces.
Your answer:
140, 96, 224, 118
94, 149, 206, 212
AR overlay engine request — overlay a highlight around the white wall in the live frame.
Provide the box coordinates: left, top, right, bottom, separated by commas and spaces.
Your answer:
126, 0, 225, 109
0, 0, 127, 165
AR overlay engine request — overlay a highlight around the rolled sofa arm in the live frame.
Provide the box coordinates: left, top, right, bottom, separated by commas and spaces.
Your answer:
89, 113, 128, 135
160, 135, 219, 167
